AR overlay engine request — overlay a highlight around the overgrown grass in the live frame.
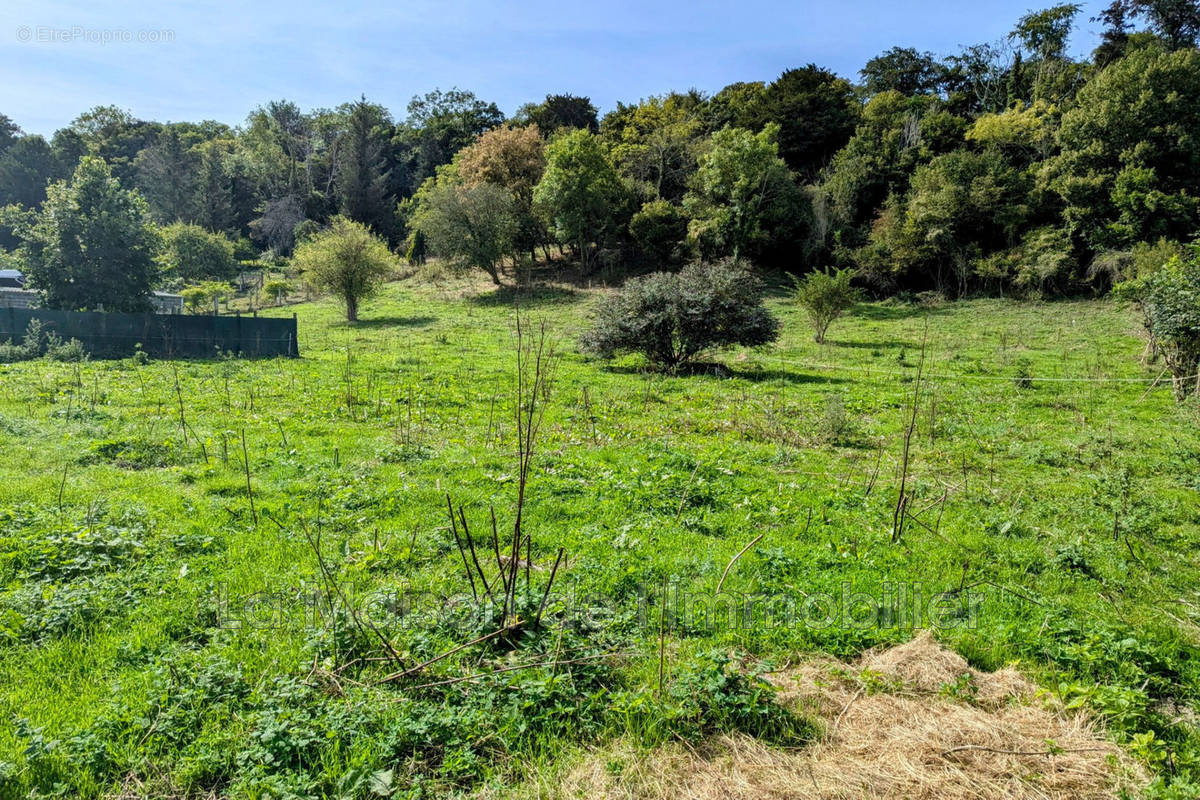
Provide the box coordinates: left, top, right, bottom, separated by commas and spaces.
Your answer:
1, 274, 1198, 798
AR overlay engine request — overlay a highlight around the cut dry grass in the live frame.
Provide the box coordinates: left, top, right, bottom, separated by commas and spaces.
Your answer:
506, 634, 1146, 800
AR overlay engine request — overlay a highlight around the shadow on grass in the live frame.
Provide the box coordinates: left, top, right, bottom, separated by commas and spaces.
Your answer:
732, 368, 850, 385
599, 361, 849, 385
469, 285, 582, 308
336, 315, 437, 330
853, 302, 953, 322
824, 338, 912, 350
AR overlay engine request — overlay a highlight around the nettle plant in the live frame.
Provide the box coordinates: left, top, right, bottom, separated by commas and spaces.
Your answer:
580, 259, 781, 371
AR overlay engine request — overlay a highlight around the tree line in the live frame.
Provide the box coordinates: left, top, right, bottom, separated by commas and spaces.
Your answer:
2, 0, 1200, 308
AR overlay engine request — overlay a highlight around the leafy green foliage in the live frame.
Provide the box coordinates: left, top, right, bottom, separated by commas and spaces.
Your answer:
792, 266, 861, 343
16, 157, 159, 312
293, 216, 397, 321
581, 259, 780, 369
335, 97, 396, 240
668, 651, 814, 744
684, 124, 810, 265
1133, 243, 1200, 399
0, 318, 88, 363
1051, 47, 1200, 250
861, 47, 947, 96
515, 93, 599, 135
757, 65, 859, 177
628, 200, 688, 266
533, 129, 630, 269
180, 281, 230, 314
0, 135, 63, 208
413, 168, 518, 285
159, 222, 237, 283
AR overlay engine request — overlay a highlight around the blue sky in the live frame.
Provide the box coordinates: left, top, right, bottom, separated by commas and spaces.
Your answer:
2, 0, 1107, 136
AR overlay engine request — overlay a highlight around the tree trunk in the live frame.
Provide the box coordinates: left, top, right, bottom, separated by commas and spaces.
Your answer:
346, 295, 358, 322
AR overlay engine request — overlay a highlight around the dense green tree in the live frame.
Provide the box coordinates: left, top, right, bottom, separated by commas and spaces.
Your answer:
17, 157, 158, 312
1049, 46, 1200, 250
941, 44, 1010, 115
966, 101, 1060, 164
68, 106, 156, 185
602, 93, 705, 203
1008, 5, 1086, 102
823, 92, 965, 237
455, 124, 546, 259
335, 97, 395, 239
683, 124, 810, 264
858, 150, 1031, 292
1107, 0, 1200, 48
533, 129, 630, 269
159, 222, 237, 283
704, 82, 768, 132
243, 100, 313, 198
860, 48, 946, 96
413, 168, 519, 285
629, 200, 689, 265
516, 94, 599, 134
293, 216, 397, 321
193, 140, 235, 234
0, 136, 61, 208
1011, 4, 1081, 60
50, 129, 87, 175
396, 88, 504, 193
759, 66, 859, 177
0, 114, 21, 154
1121, 241, 1200, 398
135, 126, 198, 223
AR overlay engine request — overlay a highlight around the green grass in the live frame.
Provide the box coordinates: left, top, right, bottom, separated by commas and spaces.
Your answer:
1, 275, 1199, 798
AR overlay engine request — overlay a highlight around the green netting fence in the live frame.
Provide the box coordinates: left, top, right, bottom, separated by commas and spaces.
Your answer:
0, 308, 299, 359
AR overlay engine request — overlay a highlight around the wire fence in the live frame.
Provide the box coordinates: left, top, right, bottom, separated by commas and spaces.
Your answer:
759, 353, 1197, 386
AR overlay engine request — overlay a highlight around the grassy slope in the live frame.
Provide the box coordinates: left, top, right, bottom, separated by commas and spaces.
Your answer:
1, 275, 1198, 797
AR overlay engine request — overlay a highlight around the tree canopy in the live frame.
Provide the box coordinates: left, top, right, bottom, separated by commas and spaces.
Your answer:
2, 1, 1200, 299
17, 157, 158, 312
293, 216, 397, 321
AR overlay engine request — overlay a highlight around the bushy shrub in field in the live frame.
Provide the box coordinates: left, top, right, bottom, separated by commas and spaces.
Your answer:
180, 281, 231, 315
792, 266, 860, 343
293, 216, 397, 321
261, 279, 291, 306
580, 259, 780, 370
1140, 247, 1200, 400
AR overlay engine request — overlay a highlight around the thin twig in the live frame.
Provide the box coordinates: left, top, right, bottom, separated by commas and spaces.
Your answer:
716, 532, 765, 594
376, 623, 521, 685
941, 744, 1109, 758
829, 688, 863, 740
240, 428, 256, 526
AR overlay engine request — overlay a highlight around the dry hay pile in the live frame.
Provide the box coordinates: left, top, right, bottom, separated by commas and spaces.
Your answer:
532, 633, 1146, 800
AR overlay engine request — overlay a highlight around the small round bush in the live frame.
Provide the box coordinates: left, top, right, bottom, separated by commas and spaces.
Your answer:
792, 266, 861, 343
580, 259, 780, 371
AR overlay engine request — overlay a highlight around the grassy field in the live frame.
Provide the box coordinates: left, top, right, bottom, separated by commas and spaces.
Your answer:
1, 273, 1199, 798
